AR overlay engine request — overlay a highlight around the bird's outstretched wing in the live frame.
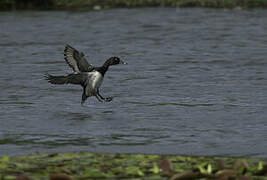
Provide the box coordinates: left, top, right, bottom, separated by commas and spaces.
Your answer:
45, 73, 87, 85
64, 44, 94, 72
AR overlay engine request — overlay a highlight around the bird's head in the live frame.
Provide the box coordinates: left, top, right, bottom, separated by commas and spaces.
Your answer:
107, 57, 127, 66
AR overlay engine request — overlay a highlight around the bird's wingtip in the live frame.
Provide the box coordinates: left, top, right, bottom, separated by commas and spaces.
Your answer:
44, 73, 53, 81
65, 44, 73, 49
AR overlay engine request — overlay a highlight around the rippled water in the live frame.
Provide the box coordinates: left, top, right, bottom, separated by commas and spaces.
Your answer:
0, 8, 267, 158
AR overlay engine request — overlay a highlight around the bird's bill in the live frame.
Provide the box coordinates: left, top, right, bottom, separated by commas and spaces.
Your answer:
120, 60, 127, 64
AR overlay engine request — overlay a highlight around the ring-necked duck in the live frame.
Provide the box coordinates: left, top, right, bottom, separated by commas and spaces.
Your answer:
45, 44, 127, 104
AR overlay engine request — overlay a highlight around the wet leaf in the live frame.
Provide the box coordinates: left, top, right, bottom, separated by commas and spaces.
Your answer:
234, 160, 249, 175
255, 163, 267, 176
4, 175, 16, 180
238, 176, 251, 180
60, 168, 72, 175
0, 156, 10, 162
48, 153, 59, 158
216, 169, 236, 180
137, 169, 144, 176
50, 173, 73, 180
170, 171, 201, 180
234, 160, 249, 170
197, 162, 208, 174
158, 159, 173, 172
257, 161, 263, 171
16, 174, 33, 180
0, 163, 8, 169
83, 168, 103, 177
150, 163, 160, 174
217, 159, 225, 170
207, 164, 212, 174
125, 166, 144, 176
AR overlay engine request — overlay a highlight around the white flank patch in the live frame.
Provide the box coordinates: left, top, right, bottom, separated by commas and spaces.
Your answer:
85, 71, 103, 96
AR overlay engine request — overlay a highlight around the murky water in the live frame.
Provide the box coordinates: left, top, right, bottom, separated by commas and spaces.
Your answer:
0, 8, 267, 158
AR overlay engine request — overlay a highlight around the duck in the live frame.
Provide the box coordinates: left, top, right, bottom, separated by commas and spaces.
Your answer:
45, 44, 127, 104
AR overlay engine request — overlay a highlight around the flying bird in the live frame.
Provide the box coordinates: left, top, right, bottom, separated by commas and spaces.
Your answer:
45, 44, 127, 104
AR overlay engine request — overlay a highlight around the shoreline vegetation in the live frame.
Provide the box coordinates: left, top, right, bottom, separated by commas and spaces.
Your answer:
1, 0, 267, 11
1, 152, 267, 180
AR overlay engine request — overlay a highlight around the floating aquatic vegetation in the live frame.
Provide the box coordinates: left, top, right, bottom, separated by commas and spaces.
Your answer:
0, 152, 267, 179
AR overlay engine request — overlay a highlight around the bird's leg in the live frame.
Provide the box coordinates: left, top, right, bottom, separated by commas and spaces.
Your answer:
81, 89, 88, 105
97, 89, 113, 102
95, 95, 103, 102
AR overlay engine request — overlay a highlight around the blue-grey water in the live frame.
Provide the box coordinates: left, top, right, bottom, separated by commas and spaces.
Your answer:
0, 8, 267, 158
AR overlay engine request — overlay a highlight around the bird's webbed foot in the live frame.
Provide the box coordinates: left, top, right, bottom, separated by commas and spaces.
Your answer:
97, 89, 113, 102
95, 95, 103, 102
104, 97, 113, 102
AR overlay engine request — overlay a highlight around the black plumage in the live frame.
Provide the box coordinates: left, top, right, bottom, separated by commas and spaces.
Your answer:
45, 45, 127, 104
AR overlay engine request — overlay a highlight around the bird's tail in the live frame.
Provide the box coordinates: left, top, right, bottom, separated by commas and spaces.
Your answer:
45, 73, 69, 84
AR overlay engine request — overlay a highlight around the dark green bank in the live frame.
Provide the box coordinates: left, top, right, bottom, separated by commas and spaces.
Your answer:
1, 0, 267, 10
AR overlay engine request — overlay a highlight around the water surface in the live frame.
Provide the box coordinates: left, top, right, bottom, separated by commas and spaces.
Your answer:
0, 8, 267, 158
